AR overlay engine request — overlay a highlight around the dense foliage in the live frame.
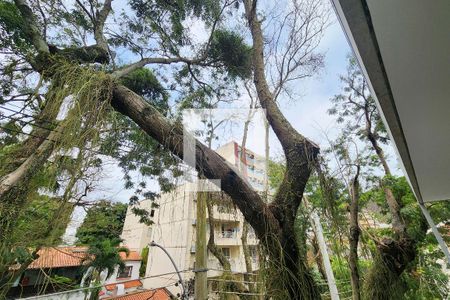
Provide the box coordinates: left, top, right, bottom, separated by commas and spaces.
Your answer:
75, 201, 128, 246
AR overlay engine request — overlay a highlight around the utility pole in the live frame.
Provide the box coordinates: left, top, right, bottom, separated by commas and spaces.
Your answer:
195, 183, 208, 300
310, 210, 340, 300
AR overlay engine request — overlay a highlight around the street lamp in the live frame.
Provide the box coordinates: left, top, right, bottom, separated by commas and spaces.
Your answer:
149, 241, 187, 299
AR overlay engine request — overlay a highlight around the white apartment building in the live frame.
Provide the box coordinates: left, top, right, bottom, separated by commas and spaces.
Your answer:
121, 141, 267, 296
120, 199, 154, 252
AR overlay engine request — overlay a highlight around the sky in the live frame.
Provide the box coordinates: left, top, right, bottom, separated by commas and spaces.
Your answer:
61, 2, 403, 244
88, 12, 351, 200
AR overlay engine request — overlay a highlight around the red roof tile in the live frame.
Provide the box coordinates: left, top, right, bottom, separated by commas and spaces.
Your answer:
22, 247, 140, 270
104, 289, 170, 300
105, 280, 142, 291
120, 251, 141, 261
28, 247, 89, 269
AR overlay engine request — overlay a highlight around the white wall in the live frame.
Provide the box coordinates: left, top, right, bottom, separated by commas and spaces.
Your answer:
21, 289, 94, 300
104, 260, 141, 285
143, 183, 196, 296
121, 200, 153, 252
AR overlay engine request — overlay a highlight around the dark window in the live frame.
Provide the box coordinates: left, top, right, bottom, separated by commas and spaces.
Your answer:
117, 266, 132, 278
221, 248, 230, 259
150, 209, 155, 217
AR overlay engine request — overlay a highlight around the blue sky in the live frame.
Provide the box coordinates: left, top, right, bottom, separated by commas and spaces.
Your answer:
63, 4, 408, 244
89, 12, 353, 204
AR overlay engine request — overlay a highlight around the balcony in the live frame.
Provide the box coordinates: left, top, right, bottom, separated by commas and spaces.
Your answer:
207, 258, 244, 273
210, 205, 241, 222
220, 231, 237, 239
214, 230, 240, 246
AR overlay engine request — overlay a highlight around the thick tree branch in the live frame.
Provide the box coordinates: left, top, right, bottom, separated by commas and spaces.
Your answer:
243, 0, 319, 220
111, 56, 207, 79
13, 0, 49, 53
110, 84, 281, 240
93, 0, 112, 52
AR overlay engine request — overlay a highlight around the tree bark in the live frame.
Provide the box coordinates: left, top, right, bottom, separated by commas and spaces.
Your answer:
239, 101, 256, 294
206, 195, 250, 298
364, 110, 405, 238
0, 125, 62, 240
362, 95, 417, 298
1, 0, 109, 242
242, 1, 320, 298
111, 85, 280, 242
263, 120, 270, 202
311, 233, 327, 282
348, 166, 361, 300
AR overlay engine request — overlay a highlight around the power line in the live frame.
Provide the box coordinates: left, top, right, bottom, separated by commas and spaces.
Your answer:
0, 121, 135, 158
212, 290, 264, 296
207, 278, 261, 285
0, 123, 115, 159
0, 110, 139, 157
0, 105, 58, 127
206, 268, 258, 276
18, 276, 182, 300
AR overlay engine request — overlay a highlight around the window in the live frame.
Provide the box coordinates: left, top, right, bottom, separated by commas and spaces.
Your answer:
117, 266, 133, 278
221, 248, 230, 259
150, 209, 155, 217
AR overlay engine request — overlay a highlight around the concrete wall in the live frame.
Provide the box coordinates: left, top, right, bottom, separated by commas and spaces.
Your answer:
143, 183, 196, 296
20, 289, 94, 300
131, 142, 266, 296
104, 260, 141, 285
121, 200, 153, 252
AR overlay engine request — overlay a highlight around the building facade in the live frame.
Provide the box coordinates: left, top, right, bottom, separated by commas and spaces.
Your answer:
121, 141, 267, 296
121, 200, 154, 252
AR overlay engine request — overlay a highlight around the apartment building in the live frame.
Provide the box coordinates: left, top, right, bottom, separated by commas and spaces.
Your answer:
121, 141, 267, 296
216, 141, 267, 192
121, 199, 154, 252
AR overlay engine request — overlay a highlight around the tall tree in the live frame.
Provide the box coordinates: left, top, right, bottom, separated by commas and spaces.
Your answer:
1, 0, 328, 297
75, 200, 128, 246
82, 240, 129, 300
326, 133, 364, 300
329, 56, 420, 298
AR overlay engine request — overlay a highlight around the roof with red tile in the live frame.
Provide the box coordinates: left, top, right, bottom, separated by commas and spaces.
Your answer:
105, 279, 142, 291
25, 247, 140, 269
104, 289, 171, 300
28, 247, 89, 269
120, 251, 141, 261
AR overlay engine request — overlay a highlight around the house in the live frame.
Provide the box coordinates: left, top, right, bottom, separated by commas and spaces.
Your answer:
100, 251, 143, 299
7, 246, 143, 300
102, 288, 171, 300
8, 247, 89, 298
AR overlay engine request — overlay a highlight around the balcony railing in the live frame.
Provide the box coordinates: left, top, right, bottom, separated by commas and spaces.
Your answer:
219, 231, 237, 238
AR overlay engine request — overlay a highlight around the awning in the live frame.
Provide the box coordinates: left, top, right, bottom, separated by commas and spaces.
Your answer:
331, 0, 450, 261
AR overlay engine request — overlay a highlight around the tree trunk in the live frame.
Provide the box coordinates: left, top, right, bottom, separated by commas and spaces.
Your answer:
195, 188, 208, 300
241, 221, 255, 294
0, 126, 61, 240
363, 117, 417, 298
263, 120, 270, 202
206, 196, 250, 298
366, 122, 405, 238
311, 234, 327, 282
348, 167, 361, 300
239, 101, 256, 294
242, 1, 320, 298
